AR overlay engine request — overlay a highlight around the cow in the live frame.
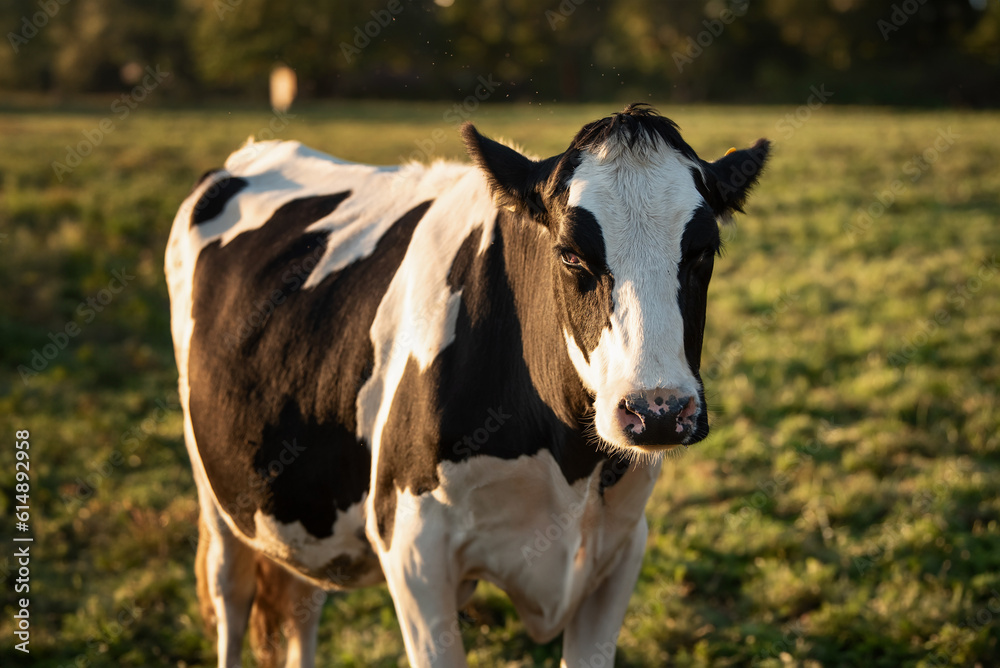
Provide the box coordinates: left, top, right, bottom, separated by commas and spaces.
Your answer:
165, 103, 769, 668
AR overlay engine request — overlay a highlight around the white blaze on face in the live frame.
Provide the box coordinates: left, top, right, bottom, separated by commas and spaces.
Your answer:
563, 141, 706, 449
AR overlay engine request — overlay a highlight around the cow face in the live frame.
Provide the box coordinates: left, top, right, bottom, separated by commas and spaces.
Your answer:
463, 105, 769, 458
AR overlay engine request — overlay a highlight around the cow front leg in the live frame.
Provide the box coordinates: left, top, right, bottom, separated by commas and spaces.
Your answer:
382, 551, 468, 666
377, 510, 468, 667
560, 518, 648, 668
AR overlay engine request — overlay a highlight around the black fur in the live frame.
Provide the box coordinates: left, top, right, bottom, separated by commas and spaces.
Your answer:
373, 217, 627, 548
187, 194, 427, 540
676, 203, 721, 443
185, 104, 767, 559
190, 175, 249, 226
461, 124, 560, 223
464, 103, 769, 225
696, 138, 772, 218
550, 205, 613, 360
569, 102, 700, 163
459, 103, 768, 452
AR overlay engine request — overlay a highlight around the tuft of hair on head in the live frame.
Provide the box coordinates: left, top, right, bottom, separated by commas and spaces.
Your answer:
570, 102, 701, 165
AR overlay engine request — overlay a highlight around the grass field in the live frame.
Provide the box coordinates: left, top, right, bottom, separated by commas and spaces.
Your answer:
1, 99, 998, 667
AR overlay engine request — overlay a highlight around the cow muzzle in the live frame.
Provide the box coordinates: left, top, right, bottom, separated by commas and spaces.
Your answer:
614, 389, 700, 448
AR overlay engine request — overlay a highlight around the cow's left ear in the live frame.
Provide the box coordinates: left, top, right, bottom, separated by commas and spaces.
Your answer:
461, 123, 550, 221
697, 138, 771, 220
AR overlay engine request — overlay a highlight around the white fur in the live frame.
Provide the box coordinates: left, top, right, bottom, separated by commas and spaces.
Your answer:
355, 168, 497, 556
166, 141, 496, 594
166, 137, 667, 667
378, 450, 660, 666
249, 502, 380, 585
166, 141, 495, 541
564, 141, 705, 455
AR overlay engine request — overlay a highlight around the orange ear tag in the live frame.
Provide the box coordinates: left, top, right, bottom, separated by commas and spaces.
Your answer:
724, 147, 737, 156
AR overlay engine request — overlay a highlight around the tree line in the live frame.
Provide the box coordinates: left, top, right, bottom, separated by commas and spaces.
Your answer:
2, 0, 998, 106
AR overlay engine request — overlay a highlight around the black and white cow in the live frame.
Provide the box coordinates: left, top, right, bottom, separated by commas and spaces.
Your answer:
165, 103, 769, 667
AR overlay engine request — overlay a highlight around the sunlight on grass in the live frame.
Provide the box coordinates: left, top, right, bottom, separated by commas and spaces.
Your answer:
0, 102, 997, 666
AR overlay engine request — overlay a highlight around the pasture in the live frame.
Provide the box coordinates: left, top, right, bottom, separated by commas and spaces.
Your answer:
1, 101, 998, 667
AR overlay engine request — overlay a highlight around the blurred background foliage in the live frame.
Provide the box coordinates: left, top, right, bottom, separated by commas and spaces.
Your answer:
2, 1, 1000, 666
1, 0, 998, 106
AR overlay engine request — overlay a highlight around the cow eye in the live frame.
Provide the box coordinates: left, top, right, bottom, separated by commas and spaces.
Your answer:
692, 248, 714, 264
560, 250, 583, 268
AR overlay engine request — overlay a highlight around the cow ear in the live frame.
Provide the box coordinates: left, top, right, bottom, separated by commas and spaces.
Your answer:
461, 123, 548, 221
698, 138, 771, 221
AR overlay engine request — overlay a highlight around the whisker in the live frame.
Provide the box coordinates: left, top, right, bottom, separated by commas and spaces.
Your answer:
579, 404, 672, 468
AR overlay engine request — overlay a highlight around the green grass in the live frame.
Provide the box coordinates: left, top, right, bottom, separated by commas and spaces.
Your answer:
1, 100, 998, 667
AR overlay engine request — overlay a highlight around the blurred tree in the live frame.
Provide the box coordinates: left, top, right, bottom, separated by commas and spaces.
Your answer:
1, 0, 997, 105
1, 0, 53, 90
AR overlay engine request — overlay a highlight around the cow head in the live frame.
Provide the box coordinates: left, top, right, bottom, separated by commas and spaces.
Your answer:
462, 104, 769, 458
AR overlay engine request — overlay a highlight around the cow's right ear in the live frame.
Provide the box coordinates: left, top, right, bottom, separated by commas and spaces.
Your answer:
461, 123, 548, 221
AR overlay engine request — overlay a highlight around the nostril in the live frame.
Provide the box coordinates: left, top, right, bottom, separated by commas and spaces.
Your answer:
620, 399, 643, 421
622, 395, 651, 416
619, 399, 642, 418
679, 397, 697, 420
616, 401, 645, 435
673, 396, 699, 433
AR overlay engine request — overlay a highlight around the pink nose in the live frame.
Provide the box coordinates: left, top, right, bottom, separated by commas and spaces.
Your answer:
615, 390, 699, 446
